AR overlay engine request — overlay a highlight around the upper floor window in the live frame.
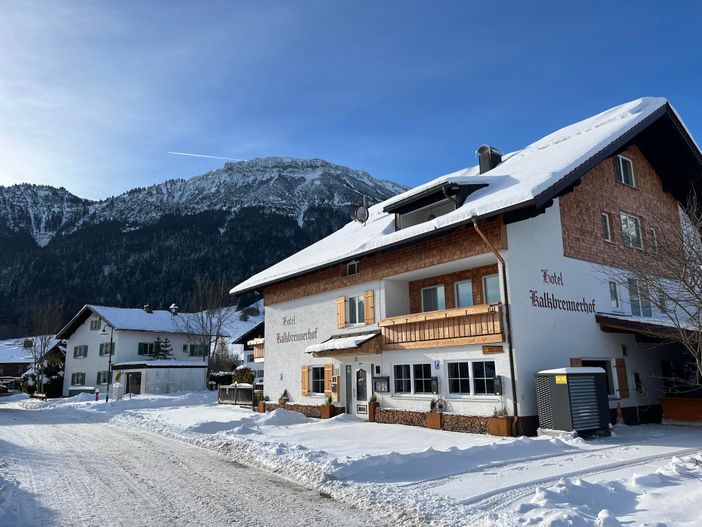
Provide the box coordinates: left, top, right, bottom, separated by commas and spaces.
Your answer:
601, 213, 612, 242
421, 285, 445, 312
483, 275, 501, 304
397, 199, 456, 230
183, 344, 208, 357
90, 319, 101, 331
346, 260, 360, 276
628, 279, 652, 317
455, 280, 474, 308
73, 345, 88, 358
620, 213, 643, 249
138, 342, 155, 356
615, 155, 636, 187
346, 295, 365, 324
609, 281, 620, 308
99, 342, 115, 356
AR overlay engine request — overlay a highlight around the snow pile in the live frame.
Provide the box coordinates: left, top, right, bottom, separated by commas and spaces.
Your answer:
515, 455, 702, 526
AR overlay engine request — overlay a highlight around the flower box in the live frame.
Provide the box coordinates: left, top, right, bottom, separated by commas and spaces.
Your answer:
487, 416, 512, 436
425, 412, 442, 430
320, 405, 336, 419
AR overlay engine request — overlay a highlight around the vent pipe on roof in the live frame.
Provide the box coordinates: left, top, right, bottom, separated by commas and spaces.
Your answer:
476, 145, 502, 174
169, 303, 179, 316
143, 304, 153, 314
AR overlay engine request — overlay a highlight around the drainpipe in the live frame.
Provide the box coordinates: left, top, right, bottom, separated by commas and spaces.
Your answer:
472, 217, 520, 436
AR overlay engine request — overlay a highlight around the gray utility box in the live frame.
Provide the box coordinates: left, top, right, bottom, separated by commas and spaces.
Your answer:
536, 368, 611, 437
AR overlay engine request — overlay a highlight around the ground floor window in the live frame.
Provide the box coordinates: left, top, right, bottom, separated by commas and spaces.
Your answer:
311, 366, 325, 394
447, 360, 497, 396
582, 359, 615, 396
71, 372, 86, 385
97, 371, 110, 384
393, 363, 433, 395
393, 364, 411, 393
413, 363, 433, 393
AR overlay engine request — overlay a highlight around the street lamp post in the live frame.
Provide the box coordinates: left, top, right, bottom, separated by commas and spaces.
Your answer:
99, 325, 114, 403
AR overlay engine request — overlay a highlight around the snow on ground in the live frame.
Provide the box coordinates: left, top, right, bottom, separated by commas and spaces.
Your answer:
5, 392, 702, 526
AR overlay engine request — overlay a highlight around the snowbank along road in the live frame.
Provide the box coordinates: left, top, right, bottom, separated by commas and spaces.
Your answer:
0, 405, 383, 527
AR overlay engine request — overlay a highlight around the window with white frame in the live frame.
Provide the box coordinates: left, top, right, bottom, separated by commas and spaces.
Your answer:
447, 360, 497, 396
609, 281, 620, 308
483, 274, 501, 303
581, 359, 615, 396
90, 319, 102, 331
455, 280, 474, 308
346, 260, 360, 276
413, 363, 433, 394
628, 278, 652, 317
97, 371, 110, 384
346, 295, 365, 325
421, 285, 445, 312
99, 342, 114, 356
310, 366, 325, 394
615, 155, 636, 187
472, 361, 497, 395
73, 345, 88, 358
71, 372, 86, 385
601, 213, 612, 242
620, 213, 643, 249
650, 228, 658, 253
138, 342, 155, 356
393, 364, 412, 394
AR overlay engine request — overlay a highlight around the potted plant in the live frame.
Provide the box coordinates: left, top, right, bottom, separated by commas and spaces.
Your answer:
278, 389, 289, 407
320, 395, 336, 419
368, 394, 380, 422
487, 407, 512, 436
426, 398, 444, 430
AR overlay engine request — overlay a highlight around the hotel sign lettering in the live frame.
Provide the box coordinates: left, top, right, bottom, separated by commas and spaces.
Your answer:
276, 315, 319, 344
530, 268, 595, 314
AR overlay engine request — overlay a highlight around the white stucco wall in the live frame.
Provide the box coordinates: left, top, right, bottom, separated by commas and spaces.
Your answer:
63, 313, 205, 396
504, 198, 671, 416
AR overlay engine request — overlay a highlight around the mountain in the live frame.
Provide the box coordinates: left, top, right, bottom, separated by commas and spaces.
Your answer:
0, 157, 406, 338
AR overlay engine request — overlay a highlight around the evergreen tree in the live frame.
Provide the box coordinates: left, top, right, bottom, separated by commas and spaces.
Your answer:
153, 336, 173, 360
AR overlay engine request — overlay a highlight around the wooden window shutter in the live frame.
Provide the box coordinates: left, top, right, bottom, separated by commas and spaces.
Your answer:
336, 296, 346, 328
569, 358, 583, 367
324, 364, 333, 398
615, 358, 629, 398
301, 365, 309, 396
364, 290, 375, 324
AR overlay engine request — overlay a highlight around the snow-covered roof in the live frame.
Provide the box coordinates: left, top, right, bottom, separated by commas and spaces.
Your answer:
538, 367, 606, 375
232, 97, 700, 295
305, 332, 379, 354
0, 337, 64, 364
57, 301, 265, 340
220, 300, 264, 341
0, 339, 33, 364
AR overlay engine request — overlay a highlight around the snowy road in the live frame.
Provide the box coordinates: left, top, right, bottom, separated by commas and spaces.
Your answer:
0, 406, 381, 527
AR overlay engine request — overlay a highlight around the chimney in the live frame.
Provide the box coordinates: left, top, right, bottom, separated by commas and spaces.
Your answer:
23, 338, 34, 349
143, 304, 153, 314
169, 303, 179, 316
476, 145, 502, 174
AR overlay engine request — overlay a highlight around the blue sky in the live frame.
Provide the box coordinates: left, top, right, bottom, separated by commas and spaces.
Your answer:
1, 1, 700, 200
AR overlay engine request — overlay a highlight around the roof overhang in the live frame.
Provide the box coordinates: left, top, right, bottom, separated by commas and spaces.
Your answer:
305, 331, 381, 358
55, 305, 98, 340
595, 313, 683, 338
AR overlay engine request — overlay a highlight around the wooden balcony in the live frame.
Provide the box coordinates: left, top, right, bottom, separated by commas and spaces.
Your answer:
379, 304, 504, 350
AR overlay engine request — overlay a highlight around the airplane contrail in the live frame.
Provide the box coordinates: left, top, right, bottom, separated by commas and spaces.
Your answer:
168, 151, 244, 161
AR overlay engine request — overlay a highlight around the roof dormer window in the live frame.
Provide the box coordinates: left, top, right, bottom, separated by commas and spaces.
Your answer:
397, 198, 456, 230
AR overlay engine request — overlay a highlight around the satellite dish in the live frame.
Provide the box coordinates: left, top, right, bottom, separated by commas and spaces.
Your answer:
354, 195, 369, 223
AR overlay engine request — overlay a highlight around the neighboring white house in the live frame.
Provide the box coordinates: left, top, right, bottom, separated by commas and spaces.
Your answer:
0, 338, 34, 379
230, 97, 702, 434
57, 305, 209, 397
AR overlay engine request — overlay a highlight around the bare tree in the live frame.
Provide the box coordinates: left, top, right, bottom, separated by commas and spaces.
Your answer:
30, 300, 63, 396
175, 275, 235, 384
607, 195, 702, 391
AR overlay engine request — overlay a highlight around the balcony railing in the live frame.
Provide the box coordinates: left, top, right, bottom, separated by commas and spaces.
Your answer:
379, 304, 504, 349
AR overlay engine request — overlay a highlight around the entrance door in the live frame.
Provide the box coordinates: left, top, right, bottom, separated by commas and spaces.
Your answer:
351, 363, 370, 418
127, 372, 142, 395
